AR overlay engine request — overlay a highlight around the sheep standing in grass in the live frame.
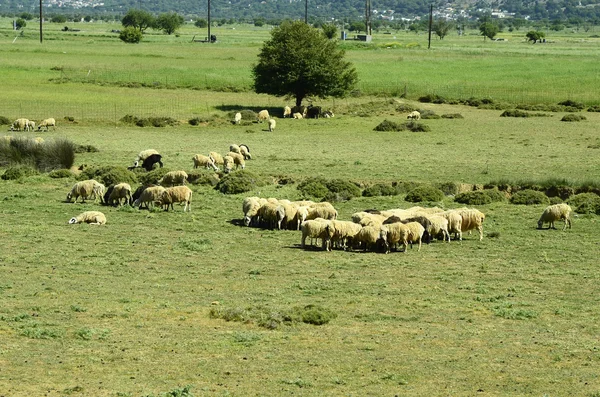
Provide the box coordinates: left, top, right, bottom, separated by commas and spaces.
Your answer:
257, 110, 269, 122
407, 111, 421, 120
66, 180, 103, 203
229, 144, 241, 154
161, 186, 193, 212
268, 118, 276, 132
301, 219, 335, 251
209, 151, 224, 166
331, 220, 362, 250
226, 152, 245, 170
243, 197, 261, 226
107, 183, 132, 206
133, 186, 166, 210
131, 149, 162, 171
426, 215, 451, 242
159, 170, 188, 187
257, 202, 280, 229
26, 120, 36, 131
440, 210, 463, 240
234, 112, 242, 125
456, 208, 486, 241
38, 118, 56, 131
69, 211, 106, 225
353, 225, 381, 252
538, 203, 572, 230
239, 145, 252, 160
223, 155, 234, 174
192, 154, 218, 171
10, 118, 29, 131
403, 221, 426, 251
306, 202, 337, 221
380, 222, 410, 253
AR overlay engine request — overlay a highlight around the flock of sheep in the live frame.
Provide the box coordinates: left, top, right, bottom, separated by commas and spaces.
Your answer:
9, 117, 56, 132
232, 105, 334, 133
242, 197, 573, 253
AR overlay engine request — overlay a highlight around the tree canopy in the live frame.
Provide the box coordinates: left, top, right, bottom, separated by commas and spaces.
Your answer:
121, 9, 155, 33
155, 12, 184, 35
526, 30, 546, 43
252, 20, 358, 107
479, 21, 499, 40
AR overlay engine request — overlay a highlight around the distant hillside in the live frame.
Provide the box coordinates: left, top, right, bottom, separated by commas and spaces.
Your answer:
5, 0, 600, 23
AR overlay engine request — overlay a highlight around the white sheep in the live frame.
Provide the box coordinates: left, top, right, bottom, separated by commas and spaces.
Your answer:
456, 208, 486, 241
353, 225, 381, 252
38, 118, 56, 131
403, 221, 426, 251
66, 180, 103, 203
223, 155, 234, 174
268, 118, 276, 132
242, 196, 261, 226
538, 203, 572, 230
26, 120, 36, 131
292, 112, 303, 119
306, 202, 337, 221
257, 109, 269, 122
69, 211, 106, 225
407, 111, 421, 120
379, 222, 410, 253
276, 202, 297, 230
294, 206, 310, 230
226, 152, 245, 170
301, 219, 335, 251
108, 183, 132, 206
10, 118, 29, 131
426, 215, 451, 242
161, 186, 193, 212
234, 112, 242, 125
133, 186, 166, 210
257, 202, 280, 229
229, 144, 241, 154
133, 149, 160, 168
209, 151, 224, 166
159, 170, 188, 187
330, 220, 362, 250
239, 145, 252, 160
192, 154, 218, 171
283, 106, 292, 118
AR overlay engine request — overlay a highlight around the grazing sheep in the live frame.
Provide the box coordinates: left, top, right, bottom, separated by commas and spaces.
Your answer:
292, 112, 303, 119
403, 222, 426, 251
426, 215, 451, 242
239, 145, 252, 160
331, 220, 362, 250
276, 202, 297, 230
209, 151, 224, 166
92, 182, 106, 204
141, 154, 163, 172
135, 149, 159, 164
107, 183, 132, 206
234, 112, 242, 125
283, 106, 292, 118
301, 219, 335, 251
133, 186, 166, 210
159, 170, 188, 187
268, 118, 276, 132
456, 208, 486, 241
538, 203, 572, 230
192, 154, 218, 171
226, 152, 245, 170
407, 111, 421, 120
306, 202, 337, 221
223, 155, 234, 173
229, 144, 241, 154
26, 120, 36, 131
440, 210, 463, 240
353, 225, 381, 252
379, 222, 410, 253
10, 118, 29, 131
66, 179, 103, 203
257, 109, 269, 122
242, 196, 261, 226
401, 216, 432, 243
161, 186, 193, 212
294, 206, 310, 230
38, 118, 56, 131
257, 202, 280, 229
69, 211, 106, 225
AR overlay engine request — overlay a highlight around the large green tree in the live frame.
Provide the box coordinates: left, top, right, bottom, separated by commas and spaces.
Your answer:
252, 20, 358, 107
155, 12, 184, 35
479, 21, 499, 40
121, 9, 155, 33
433, 18, 453, 39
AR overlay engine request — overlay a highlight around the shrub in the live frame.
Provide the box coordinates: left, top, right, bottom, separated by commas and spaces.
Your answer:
587, 105, 600, 112
187, 171, 219, 186
545, 185, 575, 200
79, 166, 138, 186
455, 191, 492, 205
558, 100, 585, 110
119, 27, 142, 43
395, 104, 416, 113
0, 137, 75, 171
567, 193, 600, 214
501, 109, 530, 117
374, 119, 404, 132
463, 97, 494, 107
293, 304, 337, 325
419, 110, 440, 119
483, 188, 507, 203
362, 183, 401, 197
48, 169, 73, 178
561, 114, 586, 122
137, 167, 170, 186
405, 121, 431, 132
39, 138, 76, 171
405, 185, 444, 202
419, 94, 446, 104
548, 196, 563, 205
393, 180, 423, 194
441, 113, 464, 119
298, 177, 329, 199
74, 144, 99, 153
239, 109, 257, 120
215, 170, 270, 194
325, 179, 361, 199
2, 164, 38, 180
436, 182, 459, 195
0, 116, 10, 125
510, 189, 549, 205
0, 136, 42, 167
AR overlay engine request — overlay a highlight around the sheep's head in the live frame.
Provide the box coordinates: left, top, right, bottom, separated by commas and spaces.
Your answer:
68, 217, 78, 224
537, 219, 543, 229
243, 215, 252, 227
66, 193, 73, 202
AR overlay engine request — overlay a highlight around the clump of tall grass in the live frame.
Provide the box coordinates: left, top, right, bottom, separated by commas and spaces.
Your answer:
510, 189, 549, 205
215, 170, 271, 194
0, 116, 10, 125
0, 136, 76, 172
79, 165, 138, 186
561, 114, 586, 122
120, 114, 178, 127
567, 193, 600, 214
405, 185, 444, 203
298, 177, 361, 201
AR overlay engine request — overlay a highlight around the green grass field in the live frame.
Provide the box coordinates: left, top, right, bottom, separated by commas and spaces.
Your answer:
1, 20, 600, 397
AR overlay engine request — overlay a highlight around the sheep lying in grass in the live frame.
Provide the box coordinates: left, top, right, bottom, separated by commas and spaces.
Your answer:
257, 109, 269, 122
268, 118, 276, 132
66, 180, 103, 203
107, 183, 132, 206
133, 186, 166, 210
407, 111, 421, 120
159, 170, 188, 186
538, 203, 572, 230
292, 112, 303, 119
38, 118, 56, 131
192, 154, 218, 171
161, 186, 193, 212
69, 211, 106, 225
301, 219, 334, 251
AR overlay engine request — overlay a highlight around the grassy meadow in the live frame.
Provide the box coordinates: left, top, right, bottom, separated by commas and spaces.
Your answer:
1, 19, 600, 397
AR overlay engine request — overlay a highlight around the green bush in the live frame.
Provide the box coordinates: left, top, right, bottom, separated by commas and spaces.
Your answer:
137, 167, 170, 186
239, 109, 257, 120
419, 94, 446, 104
419, 110, 440, 119
548, 196, 563, 205
441, 113, 464, 119
405, 121, 431, 132
215, 170, 271, 194
374, 119, 404, 132
501, 109, 531, 117
325, 179, 361, 199
74, 144, 99, 153
187, 171, 220, 186
436, 182, 459, 195
0, 116, 10, 125
119, 27, 143, 43
0, 137, 75, 171
79, 166, 138, 186
558, 100, 585, 110
483, 188, 507, 203
39, 138, 76, 171
405, 185, 444, 203
455, 190, 492, 205
561, 114, 586, 122
393, 180, 423, 194
567, 193, 600, 214
1, 164, 38, 180
297, 177, 329, 199
510, 189, 549, 205
48, 169, 73, 178
545, 185, 575, 200
587, 105, 600, 112
362, 183, 401, 197
294, 304, 337, 325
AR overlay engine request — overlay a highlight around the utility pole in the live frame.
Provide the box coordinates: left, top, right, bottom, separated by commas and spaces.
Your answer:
207, 0, 211, 41
39, 0, 43, 43
364, 0, 372, 35
304, 0, 308, 24
428, 4, 433, 49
